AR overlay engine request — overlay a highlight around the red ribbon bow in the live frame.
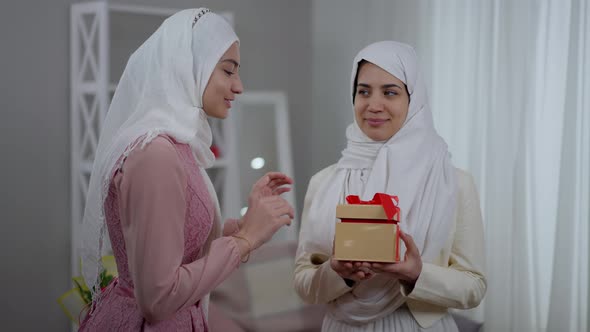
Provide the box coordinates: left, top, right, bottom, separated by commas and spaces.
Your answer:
346, 193, 400, 221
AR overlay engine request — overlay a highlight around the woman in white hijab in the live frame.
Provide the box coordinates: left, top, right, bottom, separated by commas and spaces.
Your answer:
294, 41, 486, 331
78, 8, 294, 331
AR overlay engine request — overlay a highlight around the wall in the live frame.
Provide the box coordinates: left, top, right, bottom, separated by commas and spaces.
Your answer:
0, 1, 311, 330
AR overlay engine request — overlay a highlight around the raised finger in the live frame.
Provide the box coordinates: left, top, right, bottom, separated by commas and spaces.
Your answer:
400, 231, 420, 257
268, 177, 293, 189
265, 172, 293, 184
268, 196, 291, 207
252, 174, 271, 192
273, 187, 292, 196
278, 207, 295, 219
277, 215, 292, 226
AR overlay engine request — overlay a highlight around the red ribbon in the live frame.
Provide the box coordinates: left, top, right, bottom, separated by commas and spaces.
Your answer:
346, 193, 400, 221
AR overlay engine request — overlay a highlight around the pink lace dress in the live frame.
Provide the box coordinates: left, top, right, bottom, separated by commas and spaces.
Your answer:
79, 136, 242, 331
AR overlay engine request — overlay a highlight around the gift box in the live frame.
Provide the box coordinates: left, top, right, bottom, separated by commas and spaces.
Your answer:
333, 193, 401, 263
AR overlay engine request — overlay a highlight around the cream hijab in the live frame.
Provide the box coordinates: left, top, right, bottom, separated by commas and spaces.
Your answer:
298, 41, 457, 323
79, 8, 238, 317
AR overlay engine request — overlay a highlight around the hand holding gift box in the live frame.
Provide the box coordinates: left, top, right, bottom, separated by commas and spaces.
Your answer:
332, 193, 423, 286
369, 230, 423, 287
334, 193, 401, 263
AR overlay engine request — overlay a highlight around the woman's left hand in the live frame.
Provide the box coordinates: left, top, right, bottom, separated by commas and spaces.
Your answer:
225, 173, 292, 237
250, 172, 293, 199
368, 231, 423, 287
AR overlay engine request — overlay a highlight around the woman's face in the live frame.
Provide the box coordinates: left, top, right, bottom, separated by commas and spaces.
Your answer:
202, 42, 243, 119
354, 61, 409, 141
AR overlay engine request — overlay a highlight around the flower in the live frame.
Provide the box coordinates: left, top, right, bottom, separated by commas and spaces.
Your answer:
57, 255, 118, 325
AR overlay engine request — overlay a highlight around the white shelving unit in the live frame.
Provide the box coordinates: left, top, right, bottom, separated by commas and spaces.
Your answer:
70, 1, 239, 281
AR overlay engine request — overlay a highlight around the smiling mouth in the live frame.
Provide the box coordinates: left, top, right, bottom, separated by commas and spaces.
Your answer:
366, 118, 389, 126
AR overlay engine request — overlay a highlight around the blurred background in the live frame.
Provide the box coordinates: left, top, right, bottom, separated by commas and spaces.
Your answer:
0, 0, 588, 331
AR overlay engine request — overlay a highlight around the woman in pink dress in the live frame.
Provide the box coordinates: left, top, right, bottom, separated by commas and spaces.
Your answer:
78, 8, 294, 331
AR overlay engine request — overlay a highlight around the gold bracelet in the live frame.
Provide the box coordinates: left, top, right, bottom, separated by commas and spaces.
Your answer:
232, 235, 252, 263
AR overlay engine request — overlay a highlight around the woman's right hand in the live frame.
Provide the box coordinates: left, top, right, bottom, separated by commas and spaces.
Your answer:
235, 172, 294, 250
330, 259, 374, 282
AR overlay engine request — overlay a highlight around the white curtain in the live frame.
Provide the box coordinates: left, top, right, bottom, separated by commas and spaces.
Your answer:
312, 0, 589, 330
546, 0, 590, 330
383, 0, 588, 330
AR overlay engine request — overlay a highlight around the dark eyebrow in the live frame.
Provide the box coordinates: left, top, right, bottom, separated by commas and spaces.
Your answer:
357, 83, 403, 89
220, 59, 240, 68
382, 84, 403, 89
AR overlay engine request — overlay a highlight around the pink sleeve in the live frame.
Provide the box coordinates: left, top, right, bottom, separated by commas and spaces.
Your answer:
116, 137, 242, 323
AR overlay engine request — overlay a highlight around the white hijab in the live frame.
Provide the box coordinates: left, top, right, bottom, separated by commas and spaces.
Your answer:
299, 41, 457, 323
79, 8, 238, 314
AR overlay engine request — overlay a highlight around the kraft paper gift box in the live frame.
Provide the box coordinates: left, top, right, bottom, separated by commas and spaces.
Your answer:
333, 193, 401, 263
